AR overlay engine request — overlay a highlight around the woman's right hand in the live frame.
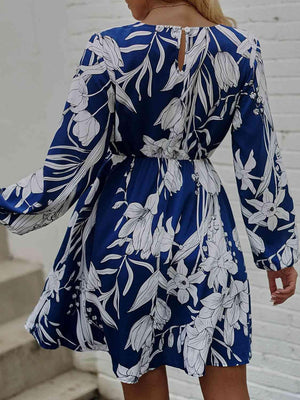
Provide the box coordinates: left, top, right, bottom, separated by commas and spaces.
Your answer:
267, 266, 298, 306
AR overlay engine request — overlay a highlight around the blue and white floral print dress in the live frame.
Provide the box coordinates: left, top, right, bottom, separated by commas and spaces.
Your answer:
0, 21, 299, 384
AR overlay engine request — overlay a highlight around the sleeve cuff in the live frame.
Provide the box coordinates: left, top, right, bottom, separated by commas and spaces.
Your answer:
254, 239, 300, 271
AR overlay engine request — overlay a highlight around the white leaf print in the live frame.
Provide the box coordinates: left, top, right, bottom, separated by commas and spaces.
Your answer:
116, 83, 137, 113
100, 254, 123, 263
87, 262, 102, 291
125, 31, 153, 40
97, 267, 119, 275
120, 44, 149, 53
200, 292, 223, 309
124, 315, 153, 351
113, 283, 120, 318
196, 71, 208, 114
84, 178, 99, 205
123, 259, 134, 296
156, 35, 165, 73
75, 307, 94, 349
85, 292, 118, 329
162, 62, 186, 91
168, 332, 174, 347
128, 270, 160, 312
135, 59, 149, 101
40, 323, 58, 344
129, 258, 155, 274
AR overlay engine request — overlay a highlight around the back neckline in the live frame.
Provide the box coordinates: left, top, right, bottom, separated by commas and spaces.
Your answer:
132, 21, 226, 32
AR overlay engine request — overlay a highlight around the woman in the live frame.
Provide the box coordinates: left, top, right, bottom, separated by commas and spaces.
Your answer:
0, 0, 298, 399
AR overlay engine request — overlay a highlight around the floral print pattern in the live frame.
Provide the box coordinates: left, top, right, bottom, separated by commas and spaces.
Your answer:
0, 22, 299, 384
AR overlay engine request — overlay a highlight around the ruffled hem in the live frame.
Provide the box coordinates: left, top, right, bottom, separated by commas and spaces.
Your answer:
24, 321, 252, 385
24, 321, 109, 352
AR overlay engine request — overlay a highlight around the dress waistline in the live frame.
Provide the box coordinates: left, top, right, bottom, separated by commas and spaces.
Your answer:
112, 153, 208, 162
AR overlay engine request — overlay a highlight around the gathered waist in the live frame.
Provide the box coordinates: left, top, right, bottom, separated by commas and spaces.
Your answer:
111, 153, 209, 162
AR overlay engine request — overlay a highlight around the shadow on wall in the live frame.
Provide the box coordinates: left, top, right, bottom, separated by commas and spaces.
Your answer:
0, 227, 10, 261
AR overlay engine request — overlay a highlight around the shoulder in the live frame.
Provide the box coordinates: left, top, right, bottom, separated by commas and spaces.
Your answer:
83, 24, 135, 51
212, 26, 264, 89
216, 25, 262, 70
95, 23, 137, 41
215, 25, 261, 54
88, 23, 141, 57
84, 25, 136, 78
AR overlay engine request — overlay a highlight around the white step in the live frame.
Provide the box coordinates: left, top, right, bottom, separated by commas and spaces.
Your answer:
8, 369, 100, 400
0, 314, 73, 399
0, 259, 44, 324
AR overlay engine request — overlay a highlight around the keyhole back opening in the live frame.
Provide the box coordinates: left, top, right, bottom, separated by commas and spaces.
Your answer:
177, 28, 187, 73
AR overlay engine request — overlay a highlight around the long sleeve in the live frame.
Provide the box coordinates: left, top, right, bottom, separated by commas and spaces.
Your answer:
0, 32, 115, 235
230, 37, 300, 271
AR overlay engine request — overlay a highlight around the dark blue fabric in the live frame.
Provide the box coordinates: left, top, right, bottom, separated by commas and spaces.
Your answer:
0, 22, 298, 383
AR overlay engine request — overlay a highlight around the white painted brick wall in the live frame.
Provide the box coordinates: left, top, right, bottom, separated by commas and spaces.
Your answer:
64, 1, 300, 399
